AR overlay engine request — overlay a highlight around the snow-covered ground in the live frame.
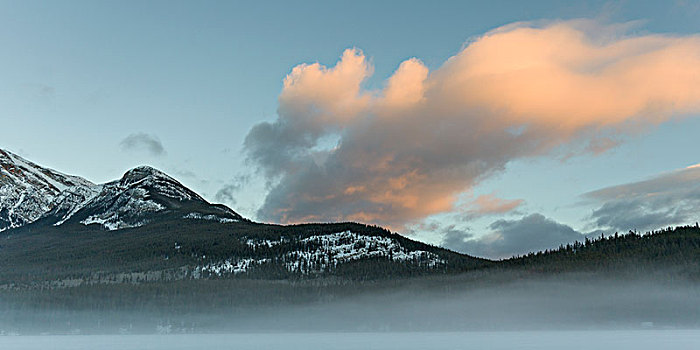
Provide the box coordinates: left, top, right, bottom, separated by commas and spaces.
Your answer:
196, 258, 269, 276
196, 231, 446, 276
284, 231, 445, 273
1, 331, 699, 350
182, 212, 238, 223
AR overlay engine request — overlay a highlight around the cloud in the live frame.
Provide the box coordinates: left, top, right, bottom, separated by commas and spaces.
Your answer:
442, 214, 586, 259
119, 133, 166, 157
214, 174, 250, 206
585, 164, 700, 232
245, 19, 700, 229
215, 185, 238, 206
36, 84, 55, 101
462, 194, 524, 220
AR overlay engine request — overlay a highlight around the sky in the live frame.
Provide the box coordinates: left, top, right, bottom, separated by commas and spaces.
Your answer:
2, 0, 700, 259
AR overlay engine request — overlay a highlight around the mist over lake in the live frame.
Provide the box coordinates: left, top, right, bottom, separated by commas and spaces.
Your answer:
3, 331, 700, 350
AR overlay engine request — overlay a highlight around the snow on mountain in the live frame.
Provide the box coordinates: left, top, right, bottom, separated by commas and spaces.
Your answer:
0, 149, 96, 231
72, 166, 224, 230
49, 185, 104, 226
0, 150, 195, 232
1, 150, 242, 232
118, 166, 205, 202
197, 230, 446, 277
77, 185, 165, 230
285, 231, 445, 273
183, 212, 239, 223
197, 258, 269, 277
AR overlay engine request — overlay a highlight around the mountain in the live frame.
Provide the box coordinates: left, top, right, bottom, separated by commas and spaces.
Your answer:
0, 149, 244, 232
0, 149, 485, 286
40, 165, 244, 230
0, 149, 96, 232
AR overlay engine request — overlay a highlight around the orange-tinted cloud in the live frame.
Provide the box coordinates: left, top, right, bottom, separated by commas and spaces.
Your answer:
245, 19, 700, 229
468, 194, 524, 218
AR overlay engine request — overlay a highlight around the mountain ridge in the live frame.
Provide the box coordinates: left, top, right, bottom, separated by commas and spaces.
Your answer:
0, 149, 244, 232
0, 148, 482, 283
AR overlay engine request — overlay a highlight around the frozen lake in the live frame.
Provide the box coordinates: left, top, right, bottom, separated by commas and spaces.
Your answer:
1, 331, 699, 350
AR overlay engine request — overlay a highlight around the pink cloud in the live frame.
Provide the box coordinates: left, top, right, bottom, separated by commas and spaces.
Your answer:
245, 19, 700, 229
467, 194, 524, 218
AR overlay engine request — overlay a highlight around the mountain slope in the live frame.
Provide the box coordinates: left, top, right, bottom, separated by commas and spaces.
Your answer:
0, 149, 96, 232
0, 220, 486, 286
40, 166, 244, 230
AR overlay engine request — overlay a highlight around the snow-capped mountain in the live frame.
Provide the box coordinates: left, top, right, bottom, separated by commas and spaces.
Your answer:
0, 149, 97, 232
54, 165, 243, 230
1, 148, 242, 232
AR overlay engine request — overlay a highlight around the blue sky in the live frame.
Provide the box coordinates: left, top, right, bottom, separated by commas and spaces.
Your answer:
2, 1, 700, 258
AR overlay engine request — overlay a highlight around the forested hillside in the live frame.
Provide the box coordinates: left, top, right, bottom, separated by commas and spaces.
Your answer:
0, 220, 488, 286
504, 225, 700, 279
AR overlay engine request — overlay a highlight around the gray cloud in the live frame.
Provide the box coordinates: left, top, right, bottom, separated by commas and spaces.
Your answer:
119, 133, 166, 157
244, 21, 700, 229
36, 84, 55, 101
214, 174, 250, 206
585, 165, 700, 232
215, 185, 238, 206
442, 214, 587, 260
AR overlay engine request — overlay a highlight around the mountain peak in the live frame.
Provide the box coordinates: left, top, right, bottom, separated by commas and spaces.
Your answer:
115, 165, 204, 204
70, 165, 244, 230
120, 166, 173, 186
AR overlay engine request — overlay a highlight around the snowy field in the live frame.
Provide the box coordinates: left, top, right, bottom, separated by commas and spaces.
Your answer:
1, 331, 699, 350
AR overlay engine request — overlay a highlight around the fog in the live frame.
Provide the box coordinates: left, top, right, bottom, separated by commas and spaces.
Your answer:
1, 273, 698, 335
234, 277, 700, 332
2, 331, 700, 350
